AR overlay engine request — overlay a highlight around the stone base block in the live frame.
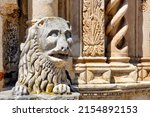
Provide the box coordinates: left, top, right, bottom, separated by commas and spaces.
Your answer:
73, 57, 137, 84
73, 82, 150, 100
110, 63, 137, 83
0, 90, 80, 100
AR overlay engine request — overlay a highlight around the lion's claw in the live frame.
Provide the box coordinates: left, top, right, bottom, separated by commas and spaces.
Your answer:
53, 84, 70, 94
12, 85, 29, 96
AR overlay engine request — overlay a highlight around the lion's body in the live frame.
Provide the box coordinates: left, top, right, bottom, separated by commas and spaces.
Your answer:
13, 17, 73, 95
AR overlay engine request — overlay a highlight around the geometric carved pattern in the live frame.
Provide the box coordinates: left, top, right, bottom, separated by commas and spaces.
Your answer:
82, 0, 104, 56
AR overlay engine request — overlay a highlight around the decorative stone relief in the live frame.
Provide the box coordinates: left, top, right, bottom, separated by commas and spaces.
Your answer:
78, 70, 111, 84
106, 0, 128, 57
113, 70, 137, 83
138, 69, 150, 81
12, 17, 74, 95
140, 0, 149, 12
82, 0, 105, 56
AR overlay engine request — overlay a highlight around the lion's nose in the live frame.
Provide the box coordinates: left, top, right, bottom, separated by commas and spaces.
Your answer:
61, 46, 69, 52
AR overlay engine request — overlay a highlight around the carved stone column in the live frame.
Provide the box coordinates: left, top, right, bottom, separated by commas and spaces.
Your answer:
137, 0, 150, 81
104, 0, 137, 83
27, 0, 58, 26
0, 1, 19, 89
106, 0, 129, 63
82, 0, 105, 57
73, 0, 112, 85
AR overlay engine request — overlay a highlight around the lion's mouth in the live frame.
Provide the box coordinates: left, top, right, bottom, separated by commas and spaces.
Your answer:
50, 53, 69, 59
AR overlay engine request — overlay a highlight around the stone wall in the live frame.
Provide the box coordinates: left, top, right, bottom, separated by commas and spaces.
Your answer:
0, 0, 19, 88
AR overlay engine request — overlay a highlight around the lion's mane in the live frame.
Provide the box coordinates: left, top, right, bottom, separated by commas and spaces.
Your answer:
16, 18, 70, 94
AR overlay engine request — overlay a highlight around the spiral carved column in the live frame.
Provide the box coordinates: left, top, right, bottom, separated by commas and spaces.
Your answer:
106, 0, 129, 63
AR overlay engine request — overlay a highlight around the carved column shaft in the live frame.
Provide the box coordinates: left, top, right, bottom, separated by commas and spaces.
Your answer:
73, 0, 110, 85
106, 0, 129, 63
137, 0, 150, 81
27, 0, 58, 26
82, 0, 105, 57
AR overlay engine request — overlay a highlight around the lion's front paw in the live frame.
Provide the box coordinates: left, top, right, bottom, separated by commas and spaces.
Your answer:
53, 84, 71, 95
12, 85, 29, 96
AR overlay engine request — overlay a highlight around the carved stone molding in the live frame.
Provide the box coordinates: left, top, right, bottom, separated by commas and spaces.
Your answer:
78, 70, 111, 84
82, 0, 105, 56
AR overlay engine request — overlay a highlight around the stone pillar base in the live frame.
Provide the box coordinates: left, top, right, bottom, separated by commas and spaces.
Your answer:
73, 57, 137, 85
73, 57, 111, 84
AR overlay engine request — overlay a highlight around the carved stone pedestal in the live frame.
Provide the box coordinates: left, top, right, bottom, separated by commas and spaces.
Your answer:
110, 63, 137, 83
73, 57, 137, 85
73, 57, 110, 84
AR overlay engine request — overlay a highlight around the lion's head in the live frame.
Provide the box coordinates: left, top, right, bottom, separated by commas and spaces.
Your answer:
13, 17, 73, 95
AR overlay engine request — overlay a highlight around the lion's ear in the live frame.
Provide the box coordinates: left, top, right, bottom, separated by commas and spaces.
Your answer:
26, 26, 38, 41
66, 21, 72, 30
37, 19, 45, 26
36, 17, 49, 27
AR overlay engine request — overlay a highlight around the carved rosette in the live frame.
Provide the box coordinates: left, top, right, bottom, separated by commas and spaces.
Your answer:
82, 0, 104, 56
106, 0, 128, 57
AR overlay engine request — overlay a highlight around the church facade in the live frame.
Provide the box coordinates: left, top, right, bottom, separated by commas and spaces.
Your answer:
0, 0, 150, 99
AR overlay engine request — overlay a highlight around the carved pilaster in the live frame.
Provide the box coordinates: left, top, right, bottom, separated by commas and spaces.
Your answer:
73, 0, 108, 86
137, 0, 150, 81
82, 0, 105, 56
106, 0, 129, 63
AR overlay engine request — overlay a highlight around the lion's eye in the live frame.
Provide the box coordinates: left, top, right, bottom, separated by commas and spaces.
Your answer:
47, 30, 59, 37
65, 30, 72, 39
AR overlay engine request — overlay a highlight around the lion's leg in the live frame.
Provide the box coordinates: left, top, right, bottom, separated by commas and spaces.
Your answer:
12, 59, 29, 96
52, 69, 71, 94
34, 76, 42, 94
40, 80, 48, 92
12, 82, 29, 96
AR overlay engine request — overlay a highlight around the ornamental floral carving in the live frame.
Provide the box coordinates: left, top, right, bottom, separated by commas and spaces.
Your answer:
140, 0, 149, 12
82, 0, 104, 56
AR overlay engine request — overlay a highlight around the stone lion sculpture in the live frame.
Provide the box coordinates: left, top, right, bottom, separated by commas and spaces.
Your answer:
12, 17, 73, 95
